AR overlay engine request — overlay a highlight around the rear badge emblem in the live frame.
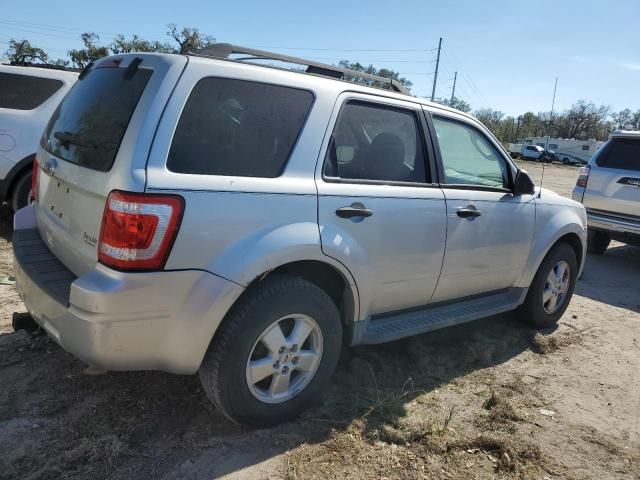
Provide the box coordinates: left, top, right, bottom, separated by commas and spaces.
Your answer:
83, 232, 97, 248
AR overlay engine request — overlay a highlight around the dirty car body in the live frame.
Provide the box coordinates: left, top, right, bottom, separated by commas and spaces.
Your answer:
13, 48, 587, 425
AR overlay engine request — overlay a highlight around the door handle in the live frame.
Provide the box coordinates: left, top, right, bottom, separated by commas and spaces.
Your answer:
336, 205, 373, 219
456, 206, 482, 218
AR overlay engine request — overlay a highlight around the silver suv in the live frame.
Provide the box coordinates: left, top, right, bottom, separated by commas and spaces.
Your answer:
13, 45, 587, 426
572, 130, 640, 254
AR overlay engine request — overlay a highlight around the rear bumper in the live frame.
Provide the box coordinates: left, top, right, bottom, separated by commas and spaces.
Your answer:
586, 208, 640, 236
13, 205, 244, 374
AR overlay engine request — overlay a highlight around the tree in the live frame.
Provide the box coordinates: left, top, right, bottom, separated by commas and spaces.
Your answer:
338, 60, 413, 91
167, 24, 215, 54
473, 108, 505, 133
611, 108, 640, 130
68, 33, 109, 68
111, 34, 174, 54
554, 100, 611, 140
4, 39, 49, 64
436, 96, 472, 113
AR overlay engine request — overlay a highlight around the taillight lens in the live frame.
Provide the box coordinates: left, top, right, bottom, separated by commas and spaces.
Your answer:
30, 160, 39, 202
576, 166, 590, 188
98, 191, 184, 271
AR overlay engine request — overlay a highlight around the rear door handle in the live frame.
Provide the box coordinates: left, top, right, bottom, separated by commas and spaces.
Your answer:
456, 206, 482, 218
336, 206, 373, 219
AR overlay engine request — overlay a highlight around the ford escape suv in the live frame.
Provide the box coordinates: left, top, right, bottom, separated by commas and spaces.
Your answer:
572, 130, 640, 254
14, 45, 587, 426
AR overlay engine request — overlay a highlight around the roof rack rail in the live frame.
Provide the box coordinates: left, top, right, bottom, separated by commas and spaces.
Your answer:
193, 43, 410, 95
6, 61, 80, 73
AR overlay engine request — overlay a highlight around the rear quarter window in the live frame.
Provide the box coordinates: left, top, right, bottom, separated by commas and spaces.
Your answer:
0, 72, 63, 110
596, 138, 640, 171
167, 78, 314, 178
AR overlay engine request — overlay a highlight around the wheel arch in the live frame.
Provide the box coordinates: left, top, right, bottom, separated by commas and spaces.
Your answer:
518, 209, 587, 289
0, 153, 34, 202
198, 258, 360, 370
246, 259, 360, 329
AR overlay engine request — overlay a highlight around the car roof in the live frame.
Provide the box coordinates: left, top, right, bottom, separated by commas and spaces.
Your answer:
181, 52, 473, 119
0, 64, 79, 81
609, 130, 640, 139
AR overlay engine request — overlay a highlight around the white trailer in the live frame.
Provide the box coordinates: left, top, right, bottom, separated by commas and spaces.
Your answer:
522, 137, 604, 164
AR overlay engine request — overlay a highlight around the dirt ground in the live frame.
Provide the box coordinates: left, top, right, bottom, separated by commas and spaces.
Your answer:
0, 161, 638, 480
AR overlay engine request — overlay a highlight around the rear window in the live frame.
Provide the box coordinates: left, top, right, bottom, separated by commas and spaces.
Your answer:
167, 77, 314, 177
596, 138, 640, 171
42, 65, 152, 172
0, 72, 63, 110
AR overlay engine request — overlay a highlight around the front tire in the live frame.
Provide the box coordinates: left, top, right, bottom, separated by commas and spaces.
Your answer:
517, 242, 577, 329
199, 274, 342, 426
587, 230, 610, 255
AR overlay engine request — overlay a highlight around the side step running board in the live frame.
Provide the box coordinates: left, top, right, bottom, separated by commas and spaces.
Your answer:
351, 288, 527, 345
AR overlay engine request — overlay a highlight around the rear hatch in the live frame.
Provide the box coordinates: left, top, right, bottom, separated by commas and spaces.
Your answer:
583, 136, 640, 218
34, 54, 187, 275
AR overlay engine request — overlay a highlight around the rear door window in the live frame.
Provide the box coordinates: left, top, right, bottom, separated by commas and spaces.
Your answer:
167, 78, 314, 178
323, 101, 428, 183
42, 65, 152, 172
596, 138, 640, 171
0, 72, 63, 110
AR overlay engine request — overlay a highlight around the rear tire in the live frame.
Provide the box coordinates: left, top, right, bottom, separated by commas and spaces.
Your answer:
517, 242, 577, 329
587, 230, 610, 255
11, 170, 32, 212
199, 274, 342, 426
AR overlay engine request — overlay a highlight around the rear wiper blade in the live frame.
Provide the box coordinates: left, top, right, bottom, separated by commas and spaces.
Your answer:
53, 131, 98, 149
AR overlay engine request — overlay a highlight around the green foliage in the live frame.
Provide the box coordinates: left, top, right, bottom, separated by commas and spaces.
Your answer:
5, 39, 50, 64
472, 101, 635, 143
65, 25, 215, 69
436, 96, 472, 113
166, 24, 215, 54
110, 34, 175, 54
68, 33, 110, 68
338, 60, 413, 91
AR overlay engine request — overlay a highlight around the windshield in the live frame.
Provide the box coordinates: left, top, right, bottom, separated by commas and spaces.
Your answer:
41, 65, 152, 172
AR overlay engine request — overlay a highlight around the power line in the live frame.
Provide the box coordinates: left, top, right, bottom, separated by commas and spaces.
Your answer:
0, 18, 122, 36
0, 19, 441, 53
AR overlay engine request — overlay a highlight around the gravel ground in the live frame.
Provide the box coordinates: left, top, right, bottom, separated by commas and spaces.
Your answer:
0, 161, 638, 480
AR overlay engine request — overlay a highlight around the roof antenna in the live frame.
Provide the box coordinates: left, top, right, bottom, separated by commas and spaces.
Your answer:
540, 76, 558, 199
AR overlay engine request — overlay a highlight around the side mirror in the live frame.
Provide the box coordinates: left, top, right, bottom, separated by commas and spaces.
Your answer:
513, 169, 535, 195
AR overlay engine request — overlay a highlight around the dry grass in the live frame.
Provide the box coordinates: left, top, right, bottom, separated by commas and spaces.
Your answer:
482, 391, 522, 426
285, 367, 554, 480
529, 331, 582, 354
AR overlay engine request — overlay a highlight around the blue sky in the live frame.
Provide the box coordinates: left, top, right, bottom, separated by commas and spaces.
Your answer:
1, 0, 638, 116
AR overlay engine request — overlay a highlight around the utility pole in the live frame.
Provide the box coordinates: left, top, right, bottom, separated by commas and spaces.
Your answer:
431, 37, 442, 101
544, 77, 558, 151
450, 71, 457, 104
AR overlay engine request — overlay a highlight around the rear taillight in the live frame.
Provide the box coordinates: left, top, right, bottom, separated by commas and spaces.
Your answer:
576, 166, 590, 188
30, 160, 39, 203
98, 191, 184, 271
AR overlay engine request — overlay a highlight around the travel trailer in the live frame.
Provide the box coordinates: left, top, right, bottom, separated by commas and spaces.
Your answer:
522, 137, 604, 165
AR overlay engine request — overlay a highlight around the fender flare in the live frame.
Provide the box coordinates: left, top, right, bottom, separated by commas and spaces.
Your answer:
518, 211, 586, 288
207, 222, 361, 322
